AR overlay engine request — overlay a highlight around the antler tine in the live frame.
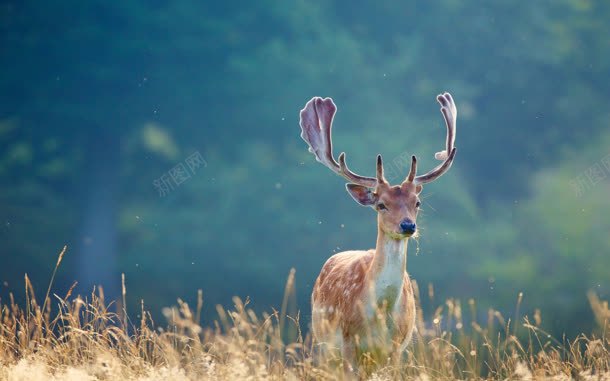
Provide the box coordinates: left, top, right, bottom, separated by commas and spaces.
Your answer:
375, 154, 387, 184
406, 155, 417, 182
338, 153, 380, 186
414, 92, 458, 185
413, 147, 456, 184
300, 97, 378, 188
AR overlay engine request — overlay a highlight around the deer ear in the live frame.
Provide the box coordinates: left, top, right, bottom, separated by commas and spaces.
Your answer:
345, 184, 377, 206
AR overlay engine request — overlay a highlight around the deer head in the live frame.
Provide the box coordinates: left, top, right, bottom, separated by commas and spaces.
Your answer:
299, 93, 457, 239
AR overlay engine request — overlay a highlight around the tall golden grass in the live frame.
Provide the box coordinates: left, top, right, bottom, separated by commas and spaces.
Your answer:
1, 248, 609, 380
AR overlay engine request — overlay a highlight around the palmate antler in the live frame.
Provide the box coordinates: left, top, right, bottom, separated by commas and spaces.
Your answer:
299, 97, 379, 188
299, 93, 457, 188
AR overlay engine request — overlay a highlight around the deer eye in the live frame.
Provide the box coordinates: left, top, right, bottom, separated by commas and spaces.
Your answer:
415, 201, 421, 208
377, 203, 388, 211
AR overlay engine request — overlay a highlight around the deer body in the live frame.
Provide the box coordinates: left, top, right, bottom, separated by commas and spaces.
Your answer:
311, 226, 416, 350
299, 93, 458, 372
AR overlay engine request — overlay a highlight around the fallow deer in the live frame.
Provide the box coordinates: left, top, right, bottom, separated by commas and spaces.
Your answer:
300, 93, 458, 372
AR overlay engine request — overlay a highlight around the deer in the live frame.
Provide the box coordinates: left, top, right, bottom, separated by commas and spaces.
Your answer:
299, 92, 457, 373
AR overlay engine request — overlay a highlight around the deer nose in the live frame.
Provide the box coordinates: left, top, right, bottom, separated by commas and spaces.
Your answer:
400, 220, 416, 235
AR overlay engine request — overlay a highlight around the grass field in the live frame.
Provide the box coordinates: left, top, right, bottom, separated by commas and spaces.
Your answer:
1, 252, 609, 380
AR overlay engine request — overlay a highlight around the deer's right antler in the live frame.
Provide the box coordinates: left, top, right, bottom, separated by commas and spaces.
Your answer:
299, 97, 379, 188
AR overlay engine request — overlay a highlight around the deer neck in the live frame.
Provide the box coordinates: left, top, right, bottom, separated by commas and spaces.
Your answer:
366, 225, 408, 308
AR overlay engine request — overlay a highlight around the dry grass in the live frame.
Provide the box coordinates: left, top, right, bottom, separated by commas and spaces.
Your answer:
1, 250, 609, 380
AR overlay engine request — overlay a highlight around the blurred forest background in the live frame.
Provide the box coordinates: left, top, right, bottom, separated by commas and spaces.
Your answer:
1, 1, 609, 338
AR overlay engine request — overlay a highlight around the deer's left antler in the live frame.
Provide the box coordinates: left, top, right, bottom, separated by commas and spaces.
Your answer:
409, 92, 458, 185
